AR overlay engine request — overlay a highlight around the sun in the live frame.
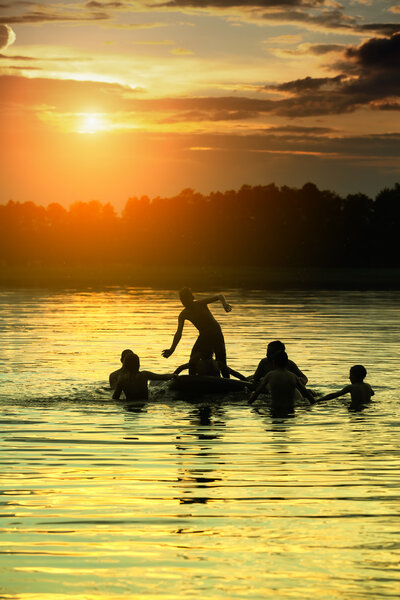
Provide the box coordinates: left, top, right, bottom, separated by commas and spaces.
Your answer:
77, 113, 106, 134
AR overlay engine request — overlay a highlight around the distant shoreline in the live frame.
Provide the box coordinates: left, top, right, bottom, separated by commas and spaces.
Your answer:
1, 264, 400, 290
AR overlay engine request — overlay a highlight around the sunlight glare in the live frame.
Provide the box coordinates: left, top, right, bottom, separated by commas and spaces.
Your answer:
78, 113, 106, 134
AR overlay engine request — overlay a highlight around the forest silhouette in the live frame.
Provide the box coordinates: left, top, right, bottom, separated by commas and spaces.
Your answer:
1, 182, 399, 271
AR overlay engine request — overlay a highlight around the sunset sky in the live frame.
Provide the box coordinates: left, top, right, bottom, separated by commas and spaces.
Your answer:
1, 0, 400, 209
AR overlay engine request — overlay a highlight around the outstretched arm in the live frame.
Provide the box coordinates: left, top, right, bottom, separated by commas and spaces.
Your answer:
249, 374, 269, 404
296, 378, 315, 404
200, 294, 232, 313
173, 362, 189, 375
315, 385, 351, 403
227, 366, 248, 381
142, 371, 173, 381
162, 312, 185, 358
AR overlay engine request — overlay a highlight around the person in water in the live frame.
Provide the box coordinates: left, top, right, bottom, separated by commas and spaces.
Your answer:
252, 340, 308, 386
109, 348, 134, 389
249, 350, 310, 415
162, 287, 232, 377
112, 352, 173, 401
174, 349, 247, 380
316, 365, 374, 409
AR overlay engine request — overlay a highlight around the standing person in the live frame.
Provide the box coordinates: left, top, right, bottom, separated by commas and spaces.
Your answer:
162, 287, 232, 377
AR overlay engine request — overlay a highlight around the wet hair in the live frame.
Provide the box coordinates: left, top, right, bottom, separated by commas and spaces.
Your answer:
272, 350, 288, 368
350, 364, 367, 381
179, 287, 194, 307
120, 348, 134, 362
267, 340, 285, 358
122, 352, 140, 373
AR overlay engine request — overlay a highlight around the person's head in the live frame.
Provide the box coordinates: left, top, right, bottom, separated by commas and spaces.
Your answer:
267, 340, 285, 359
272, 350, 288, 369
179, 287, 195, 308
120, 348, 134, 363
349, 364, 367, 383
122, 352, 140, 373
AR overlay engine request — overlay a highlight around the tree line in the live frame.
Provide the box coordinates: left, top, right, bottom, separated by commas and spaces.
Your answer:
1, 182, 399, 268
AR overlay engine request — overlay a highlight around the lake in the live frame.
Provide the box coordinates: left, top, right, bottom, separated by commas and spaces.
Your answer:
0, 287, 399, 599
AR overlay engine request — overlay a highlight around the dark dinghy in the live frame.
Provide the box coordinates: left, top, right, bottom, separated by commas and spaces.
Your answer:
169, 375, 247, 394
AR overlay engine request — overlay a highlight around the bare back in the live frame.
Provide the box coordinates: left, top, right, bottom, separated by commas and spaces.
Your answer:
182, 301, 221, 335
264, 368, 299, 411
347, 382, 374, 406
115, 371, 149, 400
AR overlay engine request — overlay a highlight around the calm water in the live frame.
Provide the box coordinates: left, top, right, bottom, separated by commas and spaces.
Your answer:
0, 288, 399, 599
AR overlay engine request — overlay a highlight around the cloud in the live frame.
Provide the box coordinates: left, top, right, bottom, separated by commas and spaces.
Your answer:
261, 33, 400, 116
0, 6, 110, 25
2, 33, 399, 122
160, 109, 259, 122
155, 0, 326, 7
307, 43, 345, 55
171, 47, 194, 55
375, 102, 400, 111
0, 24, 15, 51
86, 1, 125, 7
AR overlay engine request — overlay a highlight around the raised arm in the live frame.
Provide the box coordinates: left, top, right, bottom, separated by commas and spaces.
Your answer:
199, 294, 232, 313
316, 385, 351, 403
162, 312, 185, 358
249, 373, 269, 404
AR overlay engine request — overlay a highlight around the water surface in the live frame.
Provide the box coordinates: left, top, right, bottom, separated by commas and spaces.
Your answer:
0, 288, 399, 599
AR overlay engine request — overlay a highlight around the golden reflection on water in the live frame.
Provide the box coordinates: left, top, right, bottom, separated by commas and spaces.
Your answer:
0, 289, 400, 599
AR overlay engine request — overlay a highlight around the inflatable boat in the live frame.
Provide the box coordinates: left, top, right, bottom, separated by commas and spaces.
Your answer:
169, 375, 248, 394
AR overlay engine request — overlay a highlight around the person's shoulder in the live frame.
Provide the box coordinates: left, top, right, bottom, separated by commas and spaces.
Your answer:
109, 368, 121, 385
287, 359, 299, 369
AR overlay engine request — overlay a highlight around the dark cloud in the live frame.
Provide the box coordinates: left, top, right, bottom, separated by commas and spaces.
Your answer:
86, 1, 125, 7
267, 125, 337, 134
273, 75, 344, 93
0, 53, 93, 62
345, 33, 400, 71
0, 8, 110, 25
376, 102, 400, 111
2, 32, 399, 121
358, 23, 400, 36
156, 0, 325, 7
0, 53, 35, 60
264, 33, 400, 116
307, 44, 344, 55
160, 109, 259, 122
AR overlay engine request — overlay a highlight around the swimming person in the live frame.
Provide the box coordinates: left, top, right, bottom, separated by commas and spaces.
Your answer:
109, 348, 134, 389
316, 365, 374, 409
252, 340, 308, 385
249, 351, 309, 416
162, 287, 232, 377
112, 352, 173, 401
174, 349, 247, 380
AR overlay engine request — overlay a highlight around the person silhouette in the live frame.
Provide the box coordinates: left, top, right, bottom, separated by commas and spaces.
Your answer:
162, 287, 232, 378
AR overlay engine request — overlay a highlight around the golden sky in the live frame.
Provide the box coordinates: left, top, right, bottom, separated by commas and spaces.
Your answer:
1, 1, 400, 208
